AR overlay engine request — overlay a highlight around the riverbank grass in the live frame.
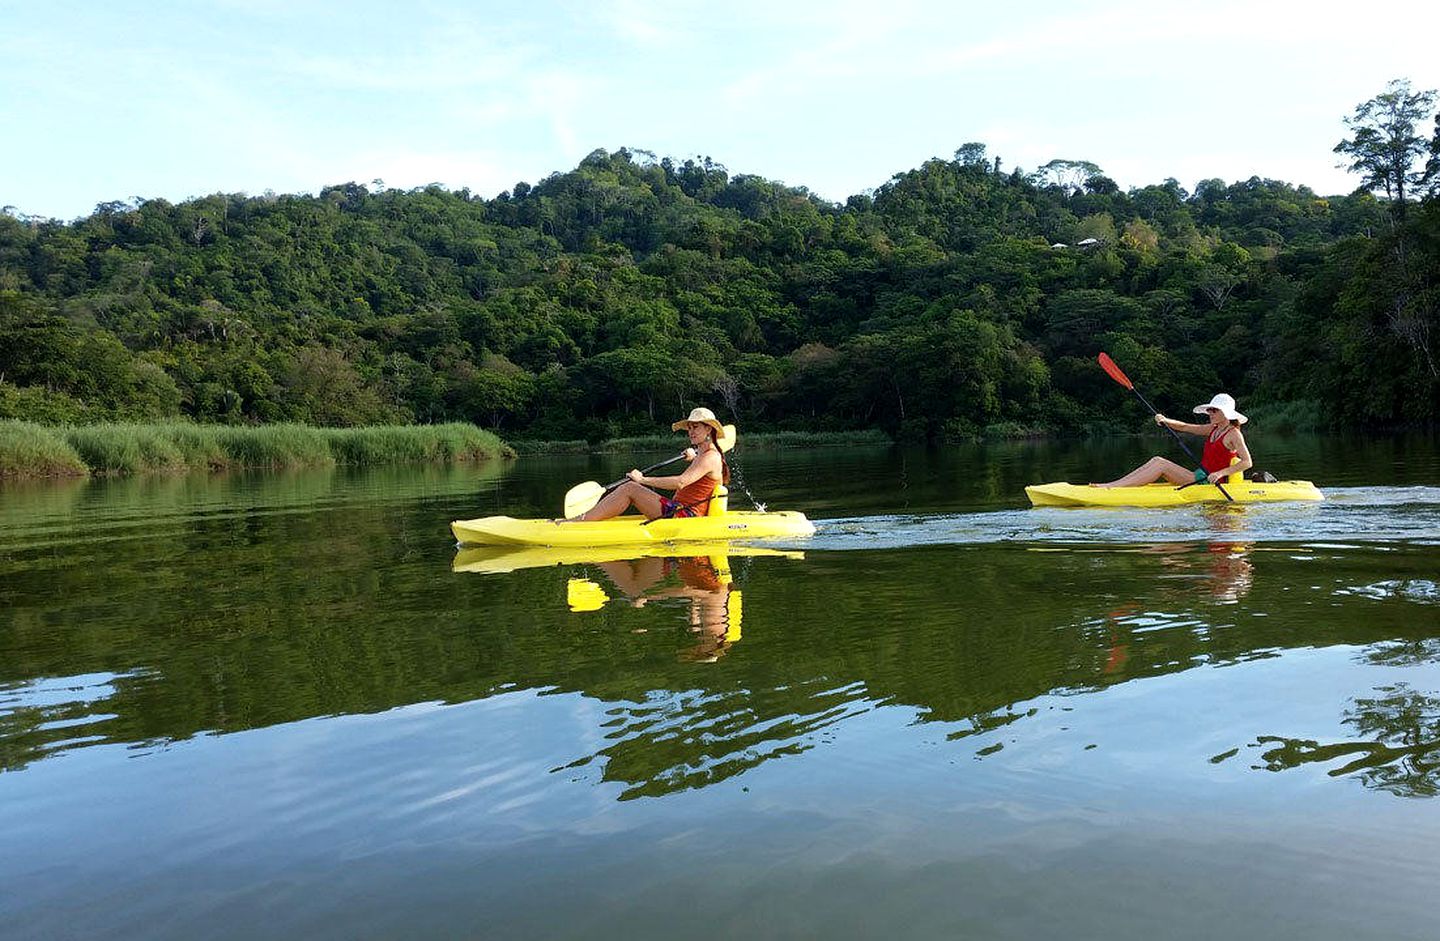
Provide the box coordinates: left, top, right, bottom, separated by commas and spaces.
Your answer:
0, 421, 511, 478
0, 421, 90, 478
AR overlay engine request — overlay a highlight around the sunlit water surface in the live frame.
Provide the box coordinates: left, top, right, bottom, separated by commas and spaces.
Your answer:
3, 433, 1439, 940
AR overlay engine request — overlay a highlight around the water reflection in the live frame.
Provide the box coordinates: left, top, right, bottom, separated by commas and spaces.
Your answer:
587, 556, 742, 663
1148, 542, 1255, 604
457, 546, 849, 800
1255, 684, 1440, 798
454, 546, 803, 664
4, 445, 1440, 810
0, 671, 145, 772
451, 543, 802, 575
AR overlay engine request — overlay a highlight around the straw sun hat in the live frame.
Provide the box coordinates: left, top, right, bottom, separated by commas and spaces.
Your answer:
671, 407, 725, 435
1193, 393, 1247, 424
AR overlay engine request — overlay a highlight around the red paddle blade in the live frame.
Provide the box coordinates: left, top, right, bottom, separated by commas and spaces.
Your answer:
1097, 352, 1133, 390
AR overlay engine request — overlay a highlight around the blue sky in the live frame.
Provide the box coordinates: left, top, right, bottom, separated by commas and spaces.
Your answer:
4, 0, 1439, 220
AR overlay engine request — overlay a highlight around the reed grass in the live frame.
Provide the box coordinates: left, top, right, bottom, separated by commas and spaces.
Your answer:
0, 420, 90, 478
507, 439, 590, 455
63, 423, 188, 475
325, 422, 506, 464
0, 421, 511, 478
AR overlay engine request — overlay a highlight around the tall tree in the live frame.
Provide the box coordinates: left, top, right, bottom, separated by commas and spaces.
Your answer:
1427, 112, 1440, 193
1334, 79, 1437, 218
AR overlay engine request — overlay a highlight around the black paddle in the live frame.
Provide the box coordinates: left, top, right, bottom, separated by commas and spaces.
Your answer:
1097, 352, 1233, 502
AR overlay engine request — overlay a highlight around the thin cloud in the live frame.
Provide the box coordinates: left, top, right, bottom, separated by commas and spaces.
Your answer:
605, 0, 684, 47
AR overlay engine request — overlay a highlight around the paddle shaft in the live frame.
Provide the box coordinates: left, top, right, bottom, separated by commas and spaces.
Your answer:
1101, 355, 1233, 501
601, 453, 687, 491
1124, 385, 1198, 464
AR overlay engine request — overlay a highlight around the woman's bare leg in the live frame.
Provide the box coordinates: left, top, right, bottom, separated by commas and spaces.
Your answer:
594, 558, 667, 598
573, 480, 667, 521
1095, 456, 1193, 488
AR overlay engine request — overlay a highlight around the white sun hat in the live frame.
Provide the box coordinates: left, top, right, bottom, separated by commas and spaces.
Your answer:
1193, 393, 1247, 424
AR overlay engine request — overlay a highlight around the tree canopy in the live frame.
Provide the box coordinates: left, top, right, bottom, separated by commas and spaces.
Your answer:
3, 83, 1439, 438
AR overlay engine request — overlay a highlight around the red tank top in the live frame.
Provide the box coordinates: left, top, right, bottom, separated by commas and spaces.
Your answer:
1201, 425, 1238, 473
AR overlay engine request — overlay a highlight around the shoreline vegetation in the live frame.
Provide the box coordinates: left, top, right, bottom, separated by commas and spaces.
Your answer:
3, 403, 1330, 479
0, 420, 512, 479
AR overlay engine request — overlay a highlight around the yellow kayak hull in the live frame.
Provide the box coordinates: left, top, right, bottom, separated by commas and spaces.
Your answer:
450, 510, 816, 547
1025, 480, 1323, 508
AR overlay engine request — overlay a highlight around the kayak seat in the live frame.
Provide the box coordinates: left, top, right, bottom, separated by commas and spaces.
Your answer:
709, 485, 729, 516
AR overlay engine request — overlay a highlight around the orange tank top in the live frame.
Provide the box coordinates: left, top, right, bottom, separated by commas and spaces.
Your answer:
672, 475, 718, 516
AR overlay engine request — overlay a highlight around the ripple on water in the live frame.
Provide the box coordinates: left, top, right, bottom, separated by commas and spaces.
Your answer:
797, 486, 1440, 552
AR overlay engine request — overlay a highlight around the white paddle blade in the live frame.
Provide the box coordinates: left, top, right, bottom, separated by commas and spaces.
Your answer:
562, 481, 606, 518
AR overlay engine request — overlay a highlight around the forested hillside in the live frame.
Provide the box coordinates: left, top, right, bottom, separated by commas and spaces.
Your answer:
4, 82, 1438, 440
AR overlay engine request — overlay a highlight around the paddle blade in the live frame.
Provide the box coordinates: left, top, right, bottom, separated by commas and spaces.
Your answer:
717, 424, 738, 453
562, 481, 605, 518
1097, 353, 1133, 390
726, 589, 742, 642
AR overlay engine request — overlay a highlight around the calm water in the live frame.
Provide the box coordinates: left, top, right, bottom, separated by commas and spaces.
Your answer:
3, 434, 1439, 940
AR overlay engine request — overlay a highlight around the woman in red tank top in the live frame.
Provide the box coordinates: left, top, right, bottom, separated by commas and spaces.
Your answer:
567, 407, 730, 521
1094, 393, 1252, 488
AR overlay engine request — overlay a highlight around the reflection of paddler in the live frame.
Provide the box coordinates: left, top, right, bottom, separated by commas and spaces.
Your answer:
1144, 541, 1254, 603
587, 554, 742, 661
1204, 542, 1254, 603
666, 556, 724, 591
1102, 602, 1138, 676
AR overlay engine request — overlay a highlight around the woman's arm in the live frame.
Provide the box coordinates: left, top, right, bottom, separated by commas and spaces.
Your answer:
1155, 413, 1211, 436
1208, 428, 1252, 483
632, 450, 719, 490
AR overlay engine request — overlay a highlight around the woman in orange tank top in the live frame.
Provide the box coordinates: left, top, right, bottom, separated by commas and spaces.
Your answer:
569, 407, 729, 521
1095, 393, 1253, 488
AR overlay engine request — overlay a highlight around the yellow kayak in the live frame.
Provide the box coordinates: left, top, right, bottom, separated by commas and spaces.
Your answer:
451, 510, 816, 547
453, 543, 805, 574
1026, 480, 1323, 508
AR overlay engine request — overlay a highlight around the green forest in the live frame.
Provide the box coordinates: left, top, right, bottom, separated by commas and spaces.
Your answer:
3, 79, 1438, 442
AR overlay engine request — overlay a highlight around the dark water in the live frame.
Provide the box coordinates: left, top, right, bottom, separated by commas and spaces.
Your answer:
3, 434, 1439, 940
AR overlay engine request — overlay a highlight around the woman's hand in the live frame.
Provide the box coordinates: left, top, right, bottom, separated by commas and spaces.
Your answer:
1154, 413, 1168, 427
684, 447, 697, 461
628, 469, 644, 483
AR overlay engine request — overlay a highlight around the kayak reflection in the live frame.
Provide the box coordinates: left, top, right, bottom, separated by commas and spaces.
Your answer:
452, 543, 804, 575
453, 544, 804, 662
